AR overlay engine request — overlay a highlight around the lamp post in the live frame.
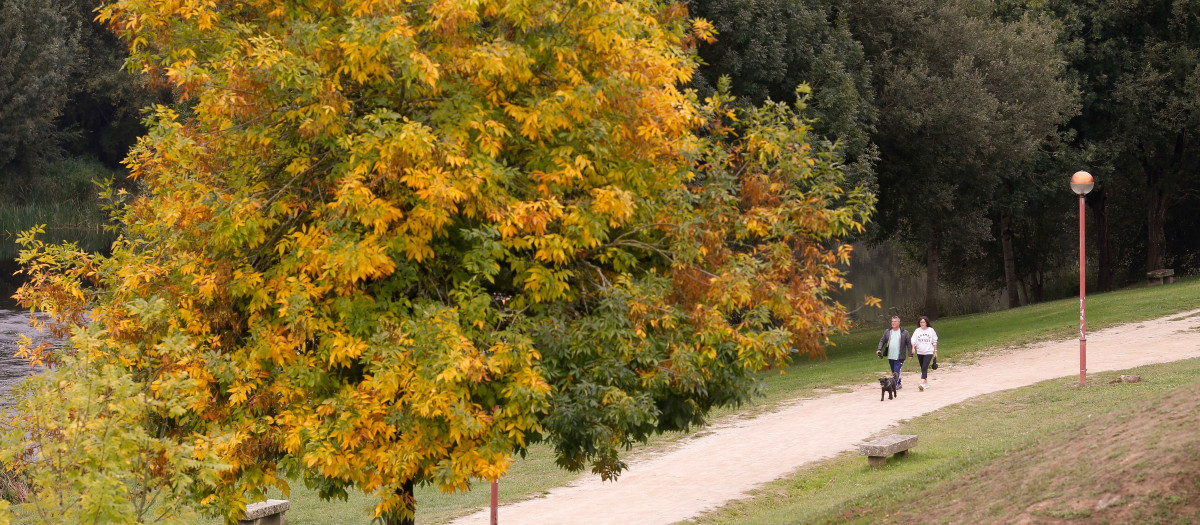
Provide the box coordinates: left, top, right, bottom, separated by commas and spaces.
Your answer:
1071, 171, 1094, 386
490, 480, 499, 525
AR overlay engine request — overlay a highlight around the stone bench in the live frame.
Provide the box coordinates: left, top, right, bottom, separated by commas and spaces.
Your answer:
239, 499, 290, 525
859, 434, 917, 467
1147, 268, 1174, 285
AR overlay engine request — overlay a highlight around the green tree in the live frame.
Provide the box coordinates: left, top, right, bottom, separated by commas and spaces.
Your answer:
1041, 0, 1200, 285
0, 0, 82, 173
688, 0, 877, 188
984, 142, 1077, 305
57, 0, 171, 169
5, 1, 871, 524
848, 0, 1076, 316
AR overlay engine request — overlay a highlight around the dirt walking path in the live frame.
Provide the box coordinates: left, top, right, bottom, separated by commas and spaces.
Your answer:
447, 310, 1200, 525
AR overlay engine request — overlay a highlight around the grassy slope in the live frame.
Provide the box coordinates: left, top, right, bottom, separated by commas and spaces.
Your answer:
688, 355, 1200, 524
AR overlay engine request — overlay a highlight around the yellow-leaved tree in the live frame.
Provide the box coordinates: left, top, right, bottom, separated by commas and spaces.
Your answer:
3, 1, 873, 523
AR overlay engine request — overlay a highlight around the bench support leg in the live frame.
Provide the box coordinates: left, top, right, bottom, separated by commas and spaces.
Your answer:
867, 456, 887, 467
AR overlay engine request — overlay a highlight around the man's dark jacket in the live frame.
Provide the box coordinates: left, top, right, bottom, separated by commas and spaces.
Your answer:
877, 328, 912, 361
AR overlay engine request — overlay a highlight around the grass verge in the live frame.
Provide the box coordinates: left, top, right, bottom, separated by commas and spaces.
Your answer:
686, 357, 1200, 524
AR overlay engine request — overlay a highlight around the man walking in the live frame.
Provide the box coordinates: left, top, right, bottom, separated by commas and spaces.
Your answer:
876, 316, 913, 390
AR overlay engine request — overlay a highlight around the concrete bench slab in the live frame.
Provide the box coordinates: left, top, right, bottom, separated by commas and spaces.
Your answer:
859, 434, 917, 466
1147, 268, 1175, 285
239, 499, 290, 525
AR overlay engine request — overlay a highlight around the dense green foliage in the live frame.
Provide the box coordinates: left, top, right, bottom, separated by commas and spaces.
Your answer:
845, 0, 1078, 316
0, 0, 81, 172
0, 0, 158, 176
57, 1, 170, 168
688, 0, 877, 189
0, 157, 118, 258
692, 0, 1199, 313
1042, 0, 1200, 286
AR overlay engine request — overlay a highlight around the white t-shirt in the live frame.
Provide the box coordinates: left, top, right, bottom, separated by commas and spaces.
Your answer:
913, 327, 938, 355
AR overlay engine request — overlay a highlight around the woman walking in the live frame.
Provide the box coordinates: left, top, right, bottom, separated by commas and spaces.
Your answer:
912, 316, 938, 391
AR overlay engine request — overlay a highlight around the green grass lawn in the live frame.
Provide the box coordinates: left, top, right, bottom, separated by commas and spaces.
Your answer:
755, 275, 1200, 409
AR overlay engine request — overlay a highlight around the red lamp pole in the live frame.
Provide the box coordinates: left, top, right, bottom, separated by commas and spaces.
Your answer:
1078, 193, 1086, 386
490, 480, 499, 525
1071, 171, 1094, 386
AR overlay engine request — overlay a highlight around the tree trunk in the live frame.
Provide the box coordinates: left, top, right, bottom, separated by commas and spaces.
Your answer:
1000, 210, 1020, 308
1029, 264, 1044, 303
1146, 186, 1168, 271
924, 240, 939, 320
382, 480, 416, 525
1087, 189, 1113, 292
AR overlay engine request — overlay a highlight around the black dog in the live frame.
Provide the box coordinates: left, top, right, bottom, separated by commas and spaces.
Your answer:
879, 374, 898, 401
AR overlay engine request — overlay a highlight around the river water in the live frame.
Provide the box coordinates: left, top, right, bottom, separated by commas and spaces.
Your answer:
0, 309, 49, 403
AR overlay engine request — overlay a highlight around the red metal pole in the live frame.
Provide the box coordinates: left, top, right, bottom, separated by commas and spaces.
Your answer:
1079, 194, 1087, 386
490, 480, 499, 525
